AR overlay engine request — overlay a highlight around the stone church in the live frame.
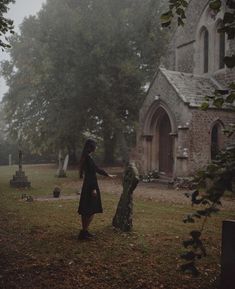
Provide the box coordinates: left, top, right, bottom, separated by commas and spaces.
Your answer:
133, 0, 235, 179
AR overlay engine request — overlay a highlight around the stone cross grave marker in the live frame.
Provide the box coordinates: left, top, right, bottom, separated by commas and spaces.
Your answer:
10, 150, 31, 188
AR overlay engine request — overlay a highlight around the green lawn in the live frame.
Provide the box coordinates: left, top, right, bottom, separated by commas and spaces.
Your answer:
0, 165, 234, 289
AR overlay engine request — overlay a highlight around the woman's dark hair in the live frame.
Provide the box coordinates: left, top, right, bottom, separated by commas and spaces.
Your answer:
79, 139, 96, 178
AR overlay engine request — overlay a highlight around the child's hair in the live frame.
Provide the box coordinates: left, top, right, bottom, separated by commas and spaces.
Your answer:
79, 139, 97, 178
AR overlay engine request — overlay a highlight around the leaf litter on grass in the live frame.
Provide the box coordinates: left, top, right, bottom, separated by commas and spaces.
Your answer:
0, 165, 234, 289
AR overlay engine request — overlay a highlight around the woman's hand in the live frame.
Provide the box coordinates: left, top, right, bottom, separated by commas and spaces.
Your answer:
92, 189, 97, 197
108, 174, 117, 178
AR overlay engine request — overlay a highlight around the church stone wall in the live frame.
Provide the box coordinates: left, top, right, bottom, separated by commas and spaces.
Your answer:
188, 109, 235, 174
140, 70, 192, 130
176, 42, 195, 73
163, 0, 210, 72
174, 0, 207, 72
216, 37, 235, 86
175, 0, 209, 46
135, 70, 194, 175
135, 0, 235, 178
163, 0, 234, 76
214, 30, 235, 85
214, 68, 235, 87
161, 32, 177, 71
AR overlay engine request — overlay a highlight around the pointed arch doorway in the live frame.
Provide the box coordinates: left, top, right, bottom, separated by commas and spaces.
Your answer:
143, 102, 175, 177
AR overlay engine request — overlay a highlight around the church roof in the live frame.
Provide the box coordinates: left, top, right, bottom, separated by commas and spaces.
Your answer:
160, 67, 223, 108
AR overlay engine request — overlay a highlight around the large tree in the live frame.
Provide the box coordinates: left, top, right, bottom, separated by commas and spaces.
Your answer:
1, 0, 166, 163
74, 0, 165, 163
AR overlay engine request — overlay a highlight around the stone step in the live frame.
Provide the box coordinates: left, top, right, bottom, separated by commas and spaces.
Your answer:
141, 175, 174, 187
153, 177, 174, 186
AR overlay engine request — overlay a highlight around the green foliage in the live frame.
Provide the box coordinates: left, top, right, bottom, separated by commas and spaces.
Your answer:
0, 0, 15, 50
161, 0, 188, 27
181, 144, 235, 274
209, 0, 221, 12
181, 147, 235, 274
201, 84, 235, 135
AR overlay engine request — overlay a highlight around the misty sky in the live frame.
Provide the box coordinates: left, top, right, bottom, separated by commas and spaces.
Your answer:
0, 0, 46, 100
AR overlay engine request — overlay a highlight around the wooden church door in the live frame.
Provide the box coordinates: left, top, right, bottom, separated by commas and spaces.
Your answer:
159, 113, 173, 176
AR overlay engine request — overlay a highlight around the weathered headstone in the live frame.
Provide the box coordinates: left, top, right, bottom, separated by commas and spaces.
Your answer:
221, 220, 235, 289
63, 154, 69, 172
56, 151, 66, 178
10, 150, 31, 188
112, 162, 139, 232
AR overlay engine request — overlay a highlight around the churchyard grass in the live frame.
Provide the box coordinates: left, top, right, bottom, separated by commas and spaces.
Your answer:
0, 164, 234, 289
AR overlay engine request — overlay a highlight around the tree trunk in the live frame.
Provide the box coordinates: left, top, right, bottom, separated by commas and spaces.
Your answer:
67, 144, 78, 166
69, 149, 77, 165
103, 129, 116, 165
118, 133, 129, 164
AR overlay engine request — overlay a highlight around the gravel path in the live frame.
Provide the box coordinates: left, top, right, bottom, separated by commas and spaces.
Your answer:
35, 177, 235, 211
100, 179, 235, 211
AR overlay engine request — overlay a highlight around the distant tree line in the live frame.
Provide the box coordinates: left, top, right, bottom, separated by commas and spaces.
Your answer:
1, 0, 167, 164
0, 105, 55, 165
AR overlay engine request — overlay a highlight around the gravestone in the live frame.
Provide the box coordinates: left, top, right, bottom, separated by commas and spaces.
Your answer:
63, 154, 69, 172
221, 220, 235, 289
56, 151, 67, 178
112, 162, 139, 232
10, 150, 31, 188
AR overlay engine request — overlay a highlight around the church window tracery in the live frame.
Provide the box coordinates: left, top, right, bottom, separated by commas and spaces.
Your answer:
203, 28, 209, 73
217, 22, 226, 69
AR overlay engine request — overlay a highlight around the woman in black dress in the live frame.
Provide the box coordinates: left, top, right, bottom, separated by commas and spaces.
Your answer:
78, 139, 115, 240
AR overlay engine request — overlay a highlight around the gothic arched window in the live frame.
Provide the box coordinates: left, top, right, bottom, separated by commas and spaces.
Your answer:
214, 20, 226, 70
203, 29, 209, 73
219, 28, 225, 69
195, 5, 226, 74
211, 121, 223, 160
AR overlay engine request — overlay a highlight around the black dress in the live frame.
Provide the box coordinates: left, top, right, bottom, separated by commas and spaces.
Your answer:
78, 155, 108, 216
